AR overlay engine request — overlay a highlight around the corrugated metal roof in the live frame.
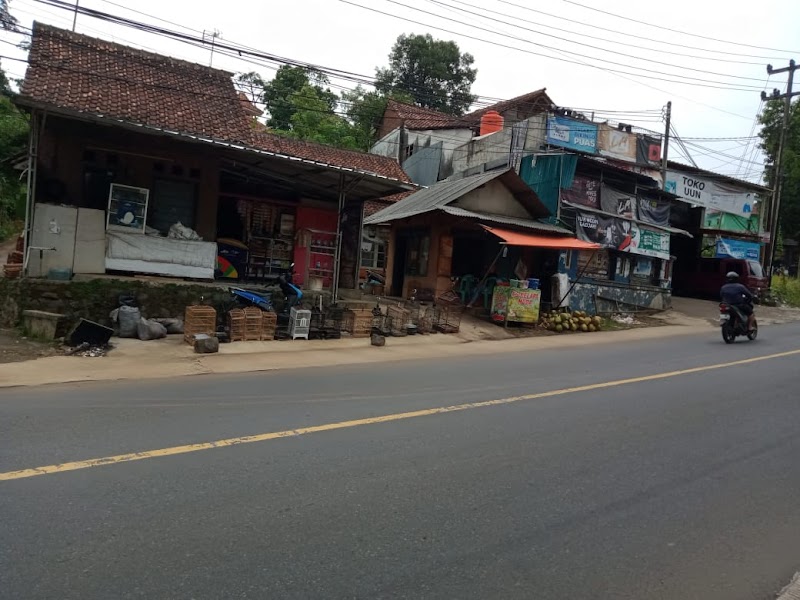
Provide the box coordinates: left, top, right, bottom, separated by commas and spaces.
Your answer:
441, 206, 572, 234
364, 169, 516, 225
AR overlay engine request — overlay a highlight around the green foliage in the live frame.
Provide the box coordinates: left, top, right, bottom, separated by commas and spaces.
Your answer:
1, 0, 19, 32
759, 98, 800, 240
342, 86, 414, 151
288, 84, 360, 149
375, 33, 477, 116
772, 275, 800, 307
262, 66, 337, 131
0, 65, 28, 241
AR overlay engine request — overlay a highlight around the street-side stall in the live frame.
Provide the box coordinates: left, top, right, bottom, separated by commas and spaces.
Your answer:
477, 226, 600, 326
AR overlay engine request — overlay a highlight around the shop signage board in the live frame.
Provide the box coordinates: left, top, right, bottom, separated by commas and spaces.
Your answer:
491, 287, 541, 324
546, 116, 598, 153
598, 125, 637, 163
575, 210, 671, 260
664, 170, 758, 217
715, 237, 761, 261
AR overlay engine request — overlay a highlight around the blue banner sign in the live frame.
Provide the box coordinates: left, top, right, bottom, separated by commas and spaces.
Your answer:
715, 237, 761, 261
546, 116, 598, 153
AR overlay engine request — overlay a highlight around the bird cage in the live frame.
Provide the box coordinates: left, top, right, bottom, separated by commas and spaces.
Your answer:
261, 310, 277, 341
289, 307, 311, 340
434, 304, 463, 334
242, 306, 264, 341
417, 304, 434, 334
227, 308, 245, 342
387, 305, 410, 337
184, 305, 217, 344
342, 308, 373, 338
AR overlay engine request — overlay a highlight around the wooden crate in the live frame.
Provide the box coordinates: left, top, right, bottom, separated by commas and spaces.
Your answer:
261, 310, 277, 341
227, 308, 245, 342
243, 306, 264, 341
184, 305, 217, 344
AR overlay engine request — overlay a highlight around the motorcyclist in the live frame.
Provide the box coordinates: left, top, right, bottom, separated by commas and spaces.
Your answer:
720, 271, 755, 331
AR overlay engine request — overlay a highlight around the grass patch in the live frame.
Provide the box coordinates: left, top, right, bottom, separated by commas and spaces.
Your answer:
772, 275, 800, 308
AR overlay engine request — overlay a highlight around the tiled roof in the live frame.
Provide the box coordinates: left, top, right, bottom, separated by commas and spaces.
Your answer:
20, 23, 413, 185
238, 92, 263, 117
251, 133, 412, 183
463, 89, 553, 123
386, 99, 469, 130
21, 22, 254, 143
364, 191, 414, 218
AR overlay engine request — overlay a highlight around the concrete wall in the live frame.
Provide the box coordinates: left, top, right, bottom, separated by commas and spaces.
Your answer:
451, 114, 547, 177
371, 128, 474, 181
36, 117, 221, 240
454, 179, 531, 219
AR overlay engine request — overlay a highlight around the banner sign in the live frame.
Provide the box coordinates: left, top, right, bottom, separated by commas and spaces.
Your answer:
600, 184, 637, 219
598, 125, 637, 163
637, 196, 671, 227
665, 170, 758, 217
637, 135, 662, 167
561, 175, 600, 208
546, 116, 598, 153
576, 210, 670, 259
490, 287, 541, 324
715, 237, 761, 261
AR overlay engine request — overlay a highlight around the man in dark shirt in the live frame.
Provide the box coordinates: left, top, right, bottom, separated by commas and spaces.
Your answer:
720, 271, 755, 331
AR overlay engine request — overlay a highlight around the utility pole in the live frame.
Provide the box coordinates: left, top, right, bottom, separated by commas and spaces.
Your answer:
660, 101, 672, 189
761, 60, 798, 276
202, 29, 221, 67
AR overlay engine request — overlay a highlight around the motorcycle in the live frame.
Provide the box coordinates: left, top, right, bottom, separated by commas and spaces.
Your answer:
719, 302, 758, 344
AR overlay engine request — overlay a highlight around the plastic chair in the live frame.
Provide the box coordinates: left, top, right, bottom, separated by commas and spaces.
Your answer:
482, 276, 498, 308
458, 275, 477, 305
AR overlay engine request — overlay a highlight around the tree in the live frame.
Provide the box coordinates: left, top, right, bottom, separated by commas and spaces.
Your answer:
759, 98, 800, 241
234, 71, 265, 105
262, 66, 337, 131
375, 33, 477, 116
0, 64, 29, 240
1, 0, 19, 32
342, 86, 414, 151
288, 84, 359, 150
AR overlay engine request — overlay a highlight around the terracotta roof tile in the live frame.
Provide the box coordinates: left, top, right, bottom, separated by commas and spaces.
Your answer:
21, 22, 254, 142
251, 132, 412, 183
386, 99, 469, 130
464, 89, 553, 123
21, 23, 412, 184
364, 191, 414, 217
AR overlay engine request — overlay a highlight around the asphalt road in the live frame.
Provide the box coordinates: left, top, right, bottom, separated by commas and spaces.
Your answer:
2, 324, 800, 599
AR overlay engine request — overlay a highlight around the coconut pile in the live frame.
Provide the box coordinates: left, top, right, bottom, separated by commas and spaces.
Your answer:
540, 310, 604, 333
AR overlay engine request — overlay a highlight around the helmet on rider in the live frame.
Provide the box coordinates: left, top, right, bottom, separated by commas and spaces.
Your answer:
726, 271, 739, 282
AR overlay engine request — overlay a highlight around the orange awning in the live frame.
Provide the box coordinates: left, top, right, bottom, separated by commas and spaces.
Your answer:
481, 225, 601, 250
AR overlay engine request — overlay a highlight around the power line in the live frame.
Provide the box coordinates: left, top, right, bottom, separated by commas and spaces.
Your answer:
424, 0, 775, 82
560, 0, 800, 55
497, 0, 792, 62
375, 0, 772, 90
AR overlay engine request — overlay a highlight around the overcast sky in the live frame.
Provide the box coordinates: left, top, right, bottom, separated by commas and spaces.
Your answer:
3, 0, 799, 182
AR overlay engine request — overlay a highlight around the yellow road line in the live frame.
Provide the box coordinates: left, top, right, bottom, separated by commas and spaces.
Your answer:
2, 348, 799, 482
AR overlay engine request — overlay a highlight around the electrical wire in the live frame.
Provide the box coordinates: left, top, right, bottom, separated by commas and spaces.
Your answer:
560, 0, 800, 55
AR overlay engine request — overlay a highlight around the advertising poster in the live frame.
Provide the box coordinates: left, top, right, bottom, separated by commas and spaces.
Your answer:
546, 116, 598, 153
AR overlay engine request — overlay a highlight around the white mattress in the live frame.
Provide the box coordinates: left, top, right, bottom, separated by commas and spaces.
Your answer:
106, 231, 217, 279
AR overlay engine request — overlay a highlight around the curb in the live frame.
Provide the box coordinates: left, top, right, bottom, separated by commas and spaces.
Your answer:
778, 573, 800, 600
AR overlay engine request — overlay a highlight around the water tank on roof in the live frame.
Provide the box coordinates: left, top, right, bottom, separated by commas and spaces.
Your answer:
480, 110, 504, 136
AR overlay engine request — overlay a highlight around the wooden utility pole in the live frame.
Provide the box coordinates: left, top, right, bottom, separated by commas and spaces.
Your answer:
660, 101, 672, 189
762, 60, 798, 275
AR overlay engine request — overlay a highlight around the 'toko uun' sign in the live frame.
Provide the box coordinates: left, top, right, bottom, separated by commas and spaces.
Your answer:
665, 170, 757, 217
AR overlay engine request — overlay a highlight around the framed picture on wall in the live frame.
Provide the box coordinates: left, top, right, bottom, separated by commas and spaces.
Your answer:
107, 184, 149, 233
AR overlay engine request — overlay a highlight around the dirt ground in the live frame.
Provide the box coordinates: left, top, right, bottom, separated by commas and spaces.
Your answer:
0, 329, 59, 364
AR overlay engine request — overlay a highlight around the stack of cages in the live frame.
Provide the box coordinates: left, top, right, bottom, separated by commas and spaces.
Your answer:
342, 308, 373, 338
322, 305, 344, 339
289, 306, 312, 340
387, 305, 410, 337
371, 306, 391, 336
242, 307, 264, 341
309, 308, 325, 339
184, 305, 217, 344
227, 308, 245, 342
261, 310, 277, 341
416, 304, 435, 335
434, 304, 463, 334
